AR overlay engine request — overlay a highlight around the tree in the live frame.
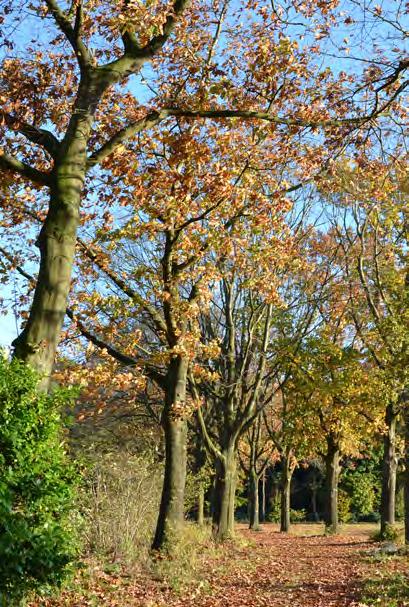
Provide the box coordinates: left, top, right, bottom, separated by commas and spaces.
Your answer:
191, 281, 276, 540
1, 0, 406, 386
323, 157, 409, 537
0, 0, 191, 385
239, 413, 276, 531
291, 333, 384, 533
37, 113, 298, 548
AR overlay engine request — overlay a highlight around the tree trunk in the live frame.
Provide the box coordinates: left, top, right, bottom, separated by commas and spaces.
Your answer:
311, 478, 320, 522
404, 405, 409, 544
248, 468, 260, 530
12, 96, 93, 386
260, 470, 266, 523
280, 457, 293, 533
380, 402, 398, 537
197, 484, 205, 526
212, 447, 236, 541
12, 179, 84, 385
324, 436, 340, 534
152, 356, 188, 551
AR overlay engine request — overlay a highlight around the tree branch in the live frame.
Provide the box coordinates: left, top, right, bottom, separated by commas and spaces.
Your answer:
97, 0, 191, 86
45, 0, 92, 68
77, 238, 169, 337
165, 93, 408, 127
2, 113, 60, 158
0, 152, 50, 186
66, 309, 167, 388
87, 110, 169, 168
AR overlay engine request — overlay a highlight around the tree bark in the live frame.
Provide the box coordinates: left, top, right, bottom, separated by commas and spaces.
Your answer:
152, 356, 188, 551
12, 155, 88, 385
310, 468, 320, 522
197, 484, 205, 526
380, 402, 398, 537
280, 456, 293, 533
212, 446, 236, 541
403, 405, 409, 544
324, 436, 340, 534
260, 470, 266, 523
11, 72, 100, 385
248, 468, 260, 530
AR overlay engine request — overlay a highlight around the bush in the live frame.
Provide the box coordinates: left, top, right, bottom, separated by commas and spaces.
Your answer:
372, 523, 399, 542
83, 451, 162, 565
290, 508, 307, 523
343, 468, 380, 518
266, 496, 281, 522
338, 489, 352, 523
184, 465, 212, 517
0, 357, 80, 605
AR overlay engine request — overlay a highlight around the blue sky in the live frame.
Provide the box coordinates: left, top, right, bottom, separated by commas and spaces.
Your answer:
0, 313, 18, 347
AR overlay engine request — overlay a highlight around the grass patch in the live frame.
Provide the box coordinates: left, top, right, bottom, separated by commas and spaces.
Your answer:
149, 523, 216, 593
360, 565, 409, 607
371, 523, 400, 543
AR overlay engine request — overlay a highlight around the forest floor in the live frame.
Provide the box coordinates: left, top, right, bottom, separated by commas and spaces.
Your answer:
35, 523, 409, 607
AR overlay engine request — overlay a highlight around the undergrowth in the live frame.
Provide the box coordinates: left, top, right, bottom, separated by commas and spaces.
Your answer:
360, 559, 409, 607
149, 523, 216, 593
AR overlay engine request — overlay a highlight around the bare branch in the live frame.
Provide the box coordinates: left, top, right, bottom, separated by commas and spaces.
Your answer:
45, 0, 92, 68
87, 110, 168, 168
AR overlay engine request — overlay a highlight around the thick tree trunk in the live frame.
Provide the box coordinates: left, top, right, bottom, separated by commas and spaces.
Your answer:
152, 357, 188, 551
324, 437, 340, 534
13, 178, 83, 385
248, 469, 260, 530
212, 447, 236, 541
12, 99, 93, 385
380, 402, 398, 537
280, 457, 293, 533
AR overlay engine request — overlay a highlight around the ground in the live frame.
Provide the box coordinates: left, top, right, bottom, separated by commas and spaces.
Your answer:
33, 523, 409, 607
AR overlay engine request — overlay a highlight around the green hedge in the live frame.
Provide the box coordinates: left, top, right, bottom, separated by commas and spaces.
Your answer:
0, 357, 80, 605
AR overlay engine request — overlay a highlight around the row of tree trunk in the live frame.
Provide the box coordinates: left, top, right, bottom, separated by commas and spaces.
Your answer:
245, 416, 403, 538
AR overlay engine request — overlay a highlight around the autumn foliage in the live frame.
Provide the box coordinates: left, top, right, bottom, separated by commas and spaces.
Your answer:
0, 0, 408, 603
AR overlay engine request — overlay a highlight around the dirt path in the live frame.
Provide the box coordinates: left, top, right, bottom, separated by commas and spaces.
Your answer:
37, 524, 376, 606
159, 525, 370, 607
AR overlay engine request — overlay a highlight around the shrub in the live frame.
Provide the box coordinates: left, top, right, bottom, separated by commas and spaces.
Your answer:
338, 489, 352, 523
290, 508, 307, 523
0, 357, 80, 605
343, 468, 380, 518
372, 523, 399, 542
184, 465, 212, 518
82, 451, 162, 566
266, 496, 281, 522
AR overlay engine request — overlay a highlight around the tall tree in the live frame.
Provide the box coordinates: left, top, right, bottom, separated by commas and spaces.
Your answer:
1, 0, 406, 385
0, 0, 191, 384
324, 157, 409, 537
